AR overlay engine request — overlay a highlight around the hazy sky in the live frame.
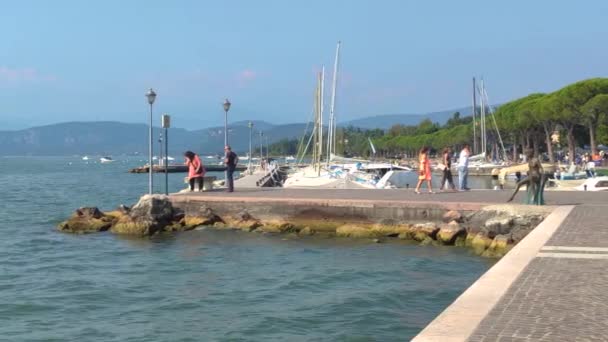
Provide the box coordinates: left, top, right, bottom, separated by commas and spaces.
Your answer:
2, 0, 608, 129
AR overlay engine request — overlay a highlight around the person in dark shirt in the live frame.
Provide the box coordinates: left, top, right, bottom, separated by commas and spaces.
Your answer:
439, 147, 456, 191
224, 145, 238, 192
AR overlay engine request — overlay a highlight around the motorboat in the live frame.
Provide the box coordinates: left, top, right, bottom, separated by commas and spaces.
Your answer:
100, 157, 114, 163
283, 162, 412, 189
575, 177, 608, 191
82, 156, 89, 161
549, 176, 608, 191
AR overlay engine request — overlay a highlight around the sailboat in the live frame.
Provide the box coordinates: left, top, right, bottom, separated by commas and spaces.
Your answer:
468, 78, 508, 169
284, 42, 412, 189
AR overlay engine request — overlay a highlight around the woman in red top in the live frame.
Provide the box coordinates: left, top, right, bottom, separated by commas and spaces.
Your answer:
184, 151, 205, 191
415, 146, 434, 194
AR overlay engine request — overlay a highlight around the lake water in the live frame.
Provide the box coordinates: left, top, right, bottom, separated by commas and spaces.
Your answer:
0, 157, 494, 341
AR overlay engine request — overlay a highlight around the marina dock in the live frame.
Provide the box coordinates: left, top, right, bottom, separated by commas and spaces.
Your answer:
128, 164, 247, 173
168, 188, 608, 341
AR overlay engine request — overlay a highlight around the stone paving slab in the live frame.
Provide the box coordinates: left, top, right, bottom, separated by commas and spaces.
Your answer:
467, 257, 608, 342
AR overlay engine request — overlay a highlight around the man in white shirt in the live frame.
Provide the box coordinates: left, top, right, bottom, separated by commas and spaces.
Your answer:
458, 144, 470, 191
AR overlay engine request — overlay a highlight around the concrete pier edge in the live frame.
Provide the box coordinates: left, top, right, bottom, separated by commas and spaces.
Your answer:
412, 205, 575, 342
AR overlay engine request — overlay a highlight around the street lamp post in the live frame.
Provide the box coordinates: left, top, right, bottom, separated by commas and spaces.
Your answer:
223, 99, 231, 147
158, 131, 163, 167
145, 88, 157, 195
248, 121, 254, 173
259, 131, 264, 168
161, 114, 171, 195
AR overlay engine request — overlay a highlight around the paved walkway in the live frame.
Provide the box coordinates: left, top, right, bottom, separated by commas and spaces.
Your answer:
414, 200, 608, 341
466, 204, 608, 342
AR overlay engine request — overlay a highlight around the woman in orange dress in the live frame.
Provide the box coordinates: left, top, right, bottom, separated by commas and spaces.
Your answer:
415, 146, 434, 194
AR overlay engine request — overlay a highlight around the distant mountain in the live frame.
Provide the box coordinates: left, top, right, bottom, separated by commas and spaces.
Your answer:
0, 106, 479, 155
341, 107, 473, 130
0, 121, 306, 156
230, 120, 276, 131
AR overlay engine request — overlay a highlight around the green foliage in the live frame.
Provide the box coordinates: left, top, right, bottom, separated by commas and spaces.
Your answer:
581, 93, 608, 125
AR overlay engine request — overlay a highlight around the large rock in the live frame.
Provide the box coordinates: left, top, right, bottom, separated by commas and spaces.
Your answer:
259, 220, 297, 234
58, 207, 115, 234
482, 235, 512, 258
228, 210, 262, 232
470, 233, 493, 255
372, 223, 413, 237
483, 216, 513, 238
336, 224, 378, 238
464, 205, 550, 248
111, 195, 175, 236
442, 210, 463, 223
412, 222, 439, 242
129, 195, 174, 223
298, 226, 316, 236
436, 221, 466, 245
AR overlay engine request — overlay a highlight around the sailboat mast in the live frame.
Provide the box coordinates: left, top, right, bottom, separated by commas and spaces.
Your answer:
480, 79, 487, 156
312, 76, 318, 170
472, 77, 477, 155
316, 71, 323, 174
320, 66, 325, 166
328, 41, 341, 158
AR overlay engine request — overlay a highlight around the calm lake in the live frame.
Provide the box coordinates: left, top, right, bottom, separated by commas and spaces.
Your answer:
0, 156, 494, 341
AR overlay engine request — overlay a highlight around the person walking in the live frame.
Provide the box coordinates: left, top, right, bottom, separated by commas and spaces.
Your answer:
458, 144, 471, 191
224, 145, 238, 192
439, 147, 456, 191
414, 146, 434, 194
184, 151, 205, 191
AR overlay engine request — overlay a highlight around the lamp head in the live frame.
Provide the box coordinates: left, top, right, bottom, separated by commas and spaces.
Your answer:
146, 88, 157, 105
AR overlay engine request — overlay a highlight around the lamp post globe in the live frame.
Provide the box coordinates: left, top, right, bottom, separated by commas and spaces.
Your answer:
146, 88, 157, 105
145, 88, 157, 195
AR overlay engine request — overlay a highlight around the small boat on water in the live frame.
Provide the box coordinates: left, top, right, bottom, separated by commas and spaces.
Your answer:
285, 156, 296, 161
576, 177, 608, 191
82, 156, 89, 161
548, 176, 608, 191
100, 157, 114, 163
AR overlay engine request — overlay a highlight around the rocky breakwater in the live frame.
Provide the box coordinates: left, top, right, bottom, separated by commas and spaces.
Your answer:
58, 195, 222, 236
59, 196, 551, 258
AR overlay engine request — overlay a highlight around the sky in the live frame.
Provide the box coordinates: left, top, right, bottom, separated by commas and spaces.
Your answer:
1, 0, 608, 130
